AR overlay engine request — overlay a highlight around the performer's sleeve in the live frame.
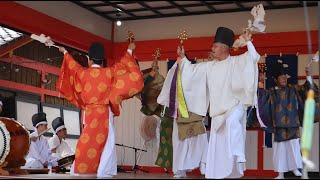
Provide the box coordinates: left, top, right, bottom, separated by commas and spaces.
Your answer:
64, 141, 75, 156
44, 139, 58, 165
179, 56, 208, 94
296, 79, 320, 123
48, 137, 60, 150
109, 51, 144, 116
56, 53, 85, 109
236, 41, 260, 61
258, 88, 274, 131
179, 57, 209, 116
232, 41, 260, 107
28, 142, 47, 164
247, 41, 260, 62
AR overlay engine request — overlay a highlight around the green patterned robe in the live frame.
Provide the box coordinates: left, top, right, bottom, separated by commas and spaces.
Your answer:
138, 68, 173, 169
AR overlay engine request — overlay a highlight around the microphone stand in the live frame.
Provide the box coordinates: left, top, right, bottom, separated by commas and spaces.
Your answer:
116, 143, 148, 173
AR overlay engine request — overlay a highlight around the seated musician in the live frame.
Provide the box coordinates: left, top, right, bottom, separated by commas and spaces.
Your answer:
22, 112, 58, 169
48, 117, 74, 159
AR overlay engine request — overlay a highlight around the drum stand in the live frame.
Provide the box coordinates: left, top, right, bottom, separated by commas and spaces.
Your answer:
0, 161, 27, 176
0, 162, 9, 176
55, 166, 69, 173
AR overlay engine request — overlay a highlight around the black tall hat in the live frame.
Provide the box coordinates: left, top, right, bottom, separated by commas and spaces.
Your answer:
32, 112, 47, 127
52, 117, 65, 133
89, 42, 105, 61
214, 27, 235, 48
272, 61, 287, 78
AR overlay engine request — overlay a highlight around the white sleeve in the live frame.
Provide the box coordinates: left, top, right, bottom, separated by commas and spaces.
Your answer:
28, 142, 46, 164
63, 141, 75, 156
48, 136, 60, 150
179, 57, 208, 77
307, 76, 313, 84
127, 49, 133, 55
66, 144, 75, 156
247, 41, 260, 62
179, 57, 209, 116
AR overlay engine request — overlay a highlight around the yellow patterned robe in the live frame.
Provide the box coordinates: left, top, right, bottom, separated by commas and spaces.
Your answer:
56, 52, 143, 174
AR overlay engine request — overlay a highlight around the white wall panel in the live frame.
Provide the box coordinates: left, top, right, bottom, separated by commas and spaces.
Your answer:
16, 100, 39, 130
245, 131, 258, 169
43, 106, 61, 134
263, 133, 274, 170
63, 109, 81, 136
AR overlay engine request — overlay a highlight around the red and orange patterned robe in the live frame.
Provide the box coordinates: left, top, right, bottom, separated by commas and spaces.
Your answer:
56, 51, 143, 174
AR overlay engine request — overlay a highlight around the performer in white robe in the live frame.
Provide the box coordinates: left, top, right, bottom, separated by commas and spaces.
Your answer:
171, 118, 208, 178
157, 51, 208, 178
22, 112, 58, 169
48, 117, 74, 159
173, 27, 261, 179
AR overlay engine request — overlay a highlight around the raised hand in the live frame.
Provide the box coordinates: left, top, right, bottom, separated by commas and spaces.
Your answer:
242, 29, 252, 42
128, 42, 136, 50
258, 72, 265, 89
30, 136, 37, 142
305, 67, 310, 76
59, 47, 67, 53
177, 46, 185, 58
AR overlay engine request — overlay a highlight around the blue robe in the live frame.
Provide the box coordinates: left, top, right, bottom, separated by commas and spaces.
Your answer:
258, 81, 319, 142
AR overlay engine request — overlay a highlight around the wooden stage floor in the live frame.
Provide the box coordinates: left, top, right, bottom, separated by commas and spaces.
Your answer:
1, 172, 204, 179
0, 171, 315, 179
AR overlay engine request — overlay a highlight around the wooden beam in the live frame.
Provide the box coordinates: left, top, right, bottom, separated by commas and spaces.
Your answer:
103, 1, 137, 17
266, 1, 275, 7
101, 1, 249, 15
136, 1, 162, 16
200, 1, 216, 12
167, 1, 189, 14
0, 36, 33, 57
234, 1, 245, 9
71, 1, 114, 21
0, 79, 61, 98
0, 56, 60, 75
87, 3, 109, 8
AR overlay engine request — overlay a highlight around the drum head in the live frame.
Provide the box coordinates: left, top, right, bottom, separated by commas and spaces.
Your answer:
0, 121, 11, 166
58, 155, 75, 168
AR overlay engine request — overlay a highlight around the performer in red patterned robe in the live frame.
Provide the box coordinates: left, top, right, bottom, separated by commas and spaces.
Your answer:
56, 42, 143, 178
